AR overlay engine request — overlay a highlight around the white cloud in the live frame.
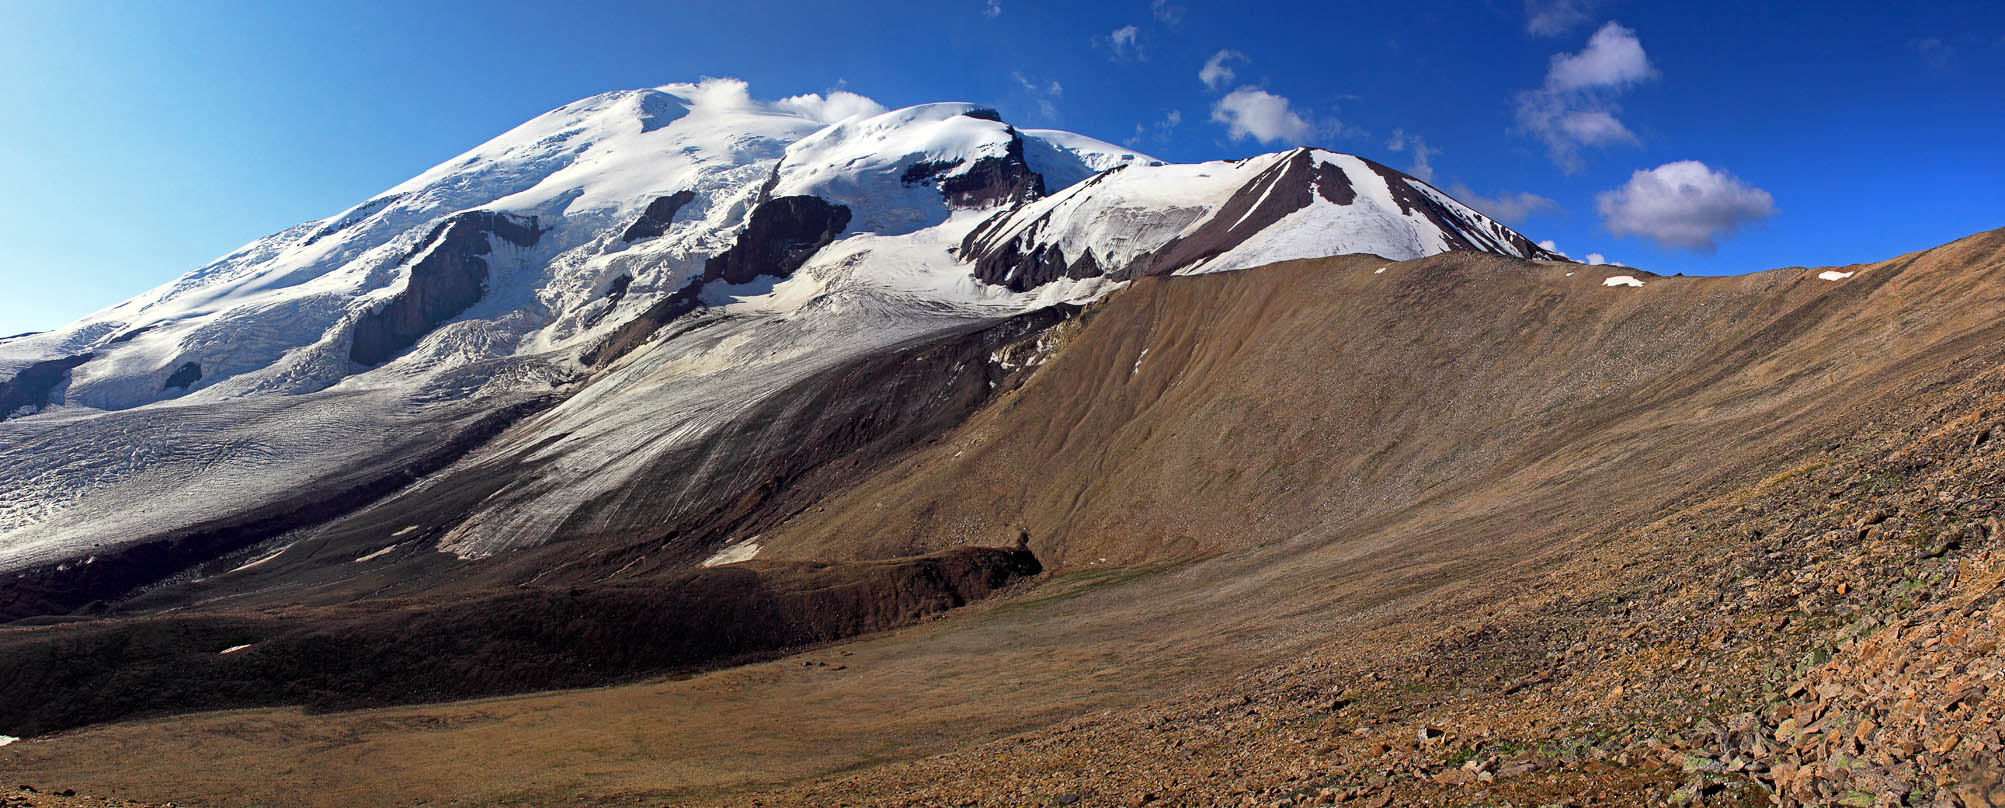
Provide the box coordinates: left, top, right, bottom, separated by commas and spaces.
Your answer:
1384, 128, 1440, 183
772, 90, 887, 124
983, 0, 1001, 18
1109, 24, 1142, 60
1538, 239, 1563, 253
1514, 22, 1655, 172
1199, 49, 1246, 91
1151, 0, 1184, 24
1211, 87, 1316, 144
1585, 252, 1610, 265
1547, 22, 1657, 91
1596, 160, 1776, 251
1525, 0, 1605, 36
1447, 183, 1560, 225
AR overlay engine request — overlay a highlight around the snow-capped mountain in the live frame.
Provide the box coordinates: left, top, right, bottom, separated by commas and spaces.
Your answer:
0, 79, 1560, 616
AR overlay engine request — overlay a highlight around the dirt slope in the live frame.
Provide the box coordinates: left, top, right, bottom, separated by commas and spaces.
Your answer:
4, 229, 2003, 807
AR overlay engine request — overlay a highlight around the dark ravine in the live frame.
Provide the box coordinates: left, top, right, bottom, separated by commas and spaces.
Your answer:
1, 353, 93, 421
0, 396, 558, 622
0, 545, 1040, 736
348, 210, 542, 366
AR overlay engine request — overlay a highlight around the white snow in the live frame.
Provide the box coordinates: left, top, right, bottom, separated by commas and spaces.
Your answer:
1375, 267, 1387, 274
390, 525, 418, 537
701, 538, 763, 567
1817, 270, 1854, 281
1602, 275, 1645, 287
354, 545, 398, 563
219, 644, 252, 655
0, 735, 17, 747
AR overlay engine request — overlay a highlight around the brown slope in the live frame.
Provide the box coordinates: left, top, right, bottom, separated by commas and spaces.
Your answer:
4, 229, 2004, 807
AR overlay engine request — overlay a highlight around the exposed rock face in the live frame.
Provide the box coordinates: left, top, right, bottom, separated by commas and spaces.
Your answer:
702, 195, 851, 285
161, 362, 201, 391
303, 193, 406, 247
0, 353, 92, 420
901, 129, 1045, 209
348, 211, 542, 365
619, 190, 697, 242
585, 195, 851, 367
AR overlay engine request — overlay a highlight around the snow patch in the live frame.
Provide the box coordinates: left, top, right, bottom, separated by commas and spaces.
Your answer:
390, 525, 418, 537
354, 545, 398, 563
1131, 348, 1149, 377
0, 735, 16, 747
1602, 275, 1645, 288
228, 542, 296, 573
701, 538, 762, 567
219, 644, 252, 655
1817, 270, 1854, 281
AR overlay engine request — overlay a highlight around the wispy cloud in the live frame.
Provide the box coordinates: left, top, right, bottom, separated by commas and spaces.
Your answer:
1151, 0, 1184, 25
1011, 70, 1064, 122
1524, 0, 1605, 36
1514, 21, 1656, 172
1448, 184, 1560, 225
1384, 128, 1440, 183
1126, 109, 1183, 147
1912, 37, 1957, 71
1199, 49, 1247, 91
1107, 24, 1143, 60
982, 0, 1001, 18
1597, 160, 1776, 251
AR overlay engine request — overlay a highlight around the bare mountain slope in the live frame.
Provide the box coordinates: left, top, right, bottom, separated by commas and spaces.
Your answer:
5, 230, 2003, 807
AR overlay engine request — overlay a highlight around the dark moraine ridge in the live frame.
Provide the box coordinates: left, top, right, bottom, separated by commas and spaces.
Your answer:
349, 210, 542, 366
0, 545, 1040, 736
0, 353, 93, 421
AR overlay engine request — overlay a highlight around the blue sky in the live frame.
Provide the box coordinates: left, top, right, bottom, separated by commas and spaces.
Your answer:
2, 0, 2001, 333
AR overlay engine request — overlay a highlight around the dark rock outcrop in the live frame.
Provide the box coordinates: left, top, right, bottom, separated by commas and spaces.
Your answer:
162, 362, 201, 391
348, 211, 542, 366
702, 195, 850, 285
105, 325, 155, 345
619, 190, 697, 242
0, 544, 1040, 735
0, 353, 92, 420
901, 129, 1046, 209
585, 196, 850, 367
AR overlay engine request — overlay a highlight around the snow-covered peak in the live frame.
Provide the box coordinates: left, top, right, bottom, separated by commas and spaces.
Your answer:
772, 102, 1152, 235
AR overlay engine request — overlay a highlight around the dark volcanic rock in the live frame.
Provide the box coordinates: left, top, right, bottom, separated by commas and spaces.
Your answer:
348, 211, 542, 366
702, 195, 851, 285
0, 544, 1040, 735
162, 362, 201, 391
586, 195, 850, 367
0, 353, 92, 420
619, 190, 697, 243
901, 129, 1046, 209
105, 325, 155, 345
